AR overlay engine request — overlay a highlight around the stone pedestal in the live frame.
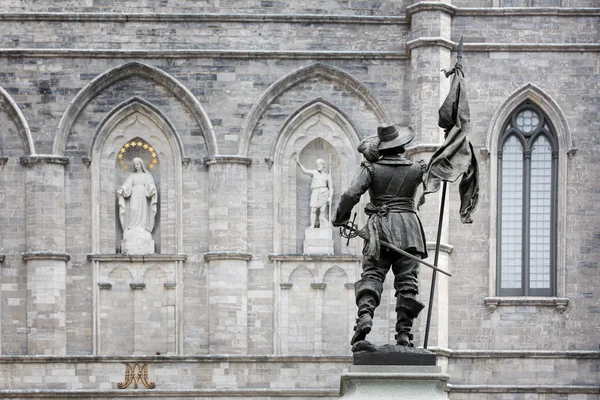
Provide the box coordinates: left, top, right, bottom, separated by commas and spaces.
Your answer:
121, 227, 155, 255
303, 227, 334, 254
340, 365, 449, 400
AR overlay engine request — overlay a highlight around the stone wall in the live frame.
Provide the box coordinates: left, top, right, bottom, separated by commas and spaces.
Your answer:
0, 0, 598, 398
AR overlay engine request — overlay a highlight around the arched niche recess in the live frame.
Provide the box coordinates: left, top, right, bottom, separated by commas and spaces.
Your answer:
272, 99, 363, 254
90, 98, 183, 254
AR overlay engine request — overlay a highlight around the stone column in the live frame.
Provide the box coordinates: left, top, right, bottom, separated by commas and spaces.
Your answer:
20, 156, 69, 355
406, 2, 454, 350
204, 156, 252, 354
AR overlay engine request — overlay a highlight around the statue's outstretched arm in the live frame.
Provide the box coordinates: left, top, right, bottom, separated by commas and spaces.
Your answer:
294, 155, 313, 176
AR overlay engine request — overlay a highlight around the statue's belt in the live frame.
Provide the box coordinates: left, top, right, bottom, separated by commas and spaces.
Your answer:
363, 196, 416, 259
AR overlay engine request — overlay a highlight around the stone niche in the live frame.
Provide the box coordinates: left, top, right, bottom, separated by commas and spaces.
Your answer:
87, 99, 187, 355
272, 100, 365, 256
89, 254, 185, 355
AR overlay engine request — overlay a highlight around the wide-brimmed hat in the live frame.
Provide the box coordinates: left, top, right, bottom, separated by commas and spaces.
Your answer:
377, 124, 415, 150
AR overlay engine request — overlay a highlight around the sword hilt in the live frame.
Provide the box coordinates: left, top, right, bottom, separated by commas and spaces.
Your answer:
339, 213, 359, 246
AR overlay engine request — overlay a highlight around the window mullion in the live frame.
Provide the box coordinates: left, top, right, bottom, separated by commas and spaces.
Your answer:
523, 150, 532, 296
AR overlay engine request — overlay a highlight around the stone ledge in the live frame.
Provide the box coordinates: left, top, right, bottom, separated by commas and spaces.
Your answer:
0, 355, 352, 363
0, 48, 409, 60
430, 349, 600, 359
204, 251, 253, 261
484, 296, 569, 313
269, 254, 362, 262
405, 143, 440, 157
425, 242, 453, 254
311, 283, 327, 290
22, 251, 71, 262
0, 12, 408, 24
406, 37, 455, 52
204, 155, 253, 166
407, 1, 456, 17
87, 254, 187, 262
455, 7, 600, 17
19, 155, 69, 166
464, 43, 600, 53
0, 388, 340, 398
447, 384, 600, 394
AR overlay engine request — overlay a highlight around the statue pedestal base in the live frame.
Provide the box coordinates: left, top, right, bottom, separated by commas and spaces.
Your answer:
339, 365, 449, 400
303, 227, 334, 254
121, 227, 155, 255
340, 342, 448, 399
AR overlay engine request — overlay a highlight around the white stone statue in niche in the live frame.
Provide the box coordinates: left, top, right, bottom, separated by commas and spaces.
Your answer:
295, 155, 333, 228
117, 157, 157, 254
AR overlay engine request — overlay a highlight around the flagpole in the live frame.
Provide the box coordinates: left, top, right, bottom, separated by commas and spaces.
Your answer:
423, 180, 447, 349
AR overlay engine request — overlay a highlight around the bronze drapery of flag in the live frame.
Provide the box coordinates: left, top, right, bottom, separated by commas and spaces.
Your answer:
418, 38, 479, 224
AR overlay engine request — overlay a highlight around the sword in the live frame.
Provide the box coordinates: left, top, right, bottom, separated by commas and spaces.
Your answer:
339, 216, 452, 278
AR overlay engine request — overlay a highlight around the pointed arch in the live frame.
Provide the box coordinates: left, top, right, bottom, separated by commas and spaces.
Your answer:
485, 83, 573, 155
323, 265, 349, 283
288, 265, 315, 284
271, 98, 362, 162
486, 83, 572, 299
54, 61, 217, 156
89, 97, 186, 164
239, 63, 393, 156
0, 86, 35, 155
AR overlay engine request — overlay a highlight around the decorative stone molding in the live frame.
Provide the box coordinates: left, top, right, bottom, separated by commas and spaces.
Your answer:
182, 157, 192, 167
0, 49, 408, 60
464, 43, 600, 53
425, 242, 453, 254
479, 147, 490, 159
0, 255, 5, 263
53, 61, 217, 157
0, 157, 7, 168
0, 389, 342, 398
89, 97, 189, 166
0, 354, 353, 363
98, 283, 112, 290
203, 155, 253, 166
344, 282, 354, 289
0, 12, 408, 24
264, 157, 274, 169
279, 283, 293, 289
238, 63, 393, 156
22, 251, 71, 262
455, 7, 600, 17
204, 251, 252, 261
447, 384, 600, 394
269, 254, 362, 262
484, 297, 569, 313
87, 254, 187, 262
404, 143, 440, 157
81, 156, 91, 168
19, 155, 69, 166
567, 148, 578, 158
406, 37, 455, 52
0, 86, 35, 155
406, 2, 456, 17
164, 282, 176, 289
310, 283, 327, 290
129, 283, 146, 290
439, 349, 599, 359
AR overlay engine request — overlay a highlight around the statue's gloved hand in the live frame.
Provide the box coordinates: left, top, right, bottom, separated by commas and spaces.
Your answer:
331, 219, 347, 227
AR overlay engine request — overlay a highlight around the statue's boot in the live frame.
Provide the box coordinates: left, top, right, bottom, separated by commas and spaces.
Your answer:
351, 278, 383, 345
351, 295, 375, 345
394, 292, 425, 347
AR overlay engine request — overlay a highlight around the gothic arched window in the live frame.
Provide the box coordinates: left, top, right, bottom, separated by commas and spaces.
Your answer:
497, 102, 557, 297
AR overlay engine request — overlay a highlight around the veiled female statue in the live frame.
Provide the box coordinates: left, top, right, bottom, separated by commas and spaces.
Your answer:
117, 157, 157, 254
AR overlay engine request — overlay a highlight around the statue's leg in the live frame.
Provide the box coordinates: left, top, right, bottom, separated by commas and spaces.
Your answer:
351, 252, 391, 345
319, 204, 328, 227
310, 207, 317, 228
392, 253, 425, 346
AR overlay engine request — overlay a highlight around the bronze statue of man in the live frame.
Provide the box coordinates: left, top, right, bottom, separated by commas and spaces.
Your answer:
333, 125, 427, 347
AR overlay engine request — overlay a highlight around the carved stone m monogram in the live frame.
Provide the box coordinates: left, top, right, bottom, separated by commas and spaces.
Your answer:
118, 363, 156, 389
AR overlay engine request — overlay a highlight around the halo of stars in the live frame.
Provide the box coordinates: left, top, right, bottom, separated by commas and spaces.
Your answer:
117, 141, 158, 171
